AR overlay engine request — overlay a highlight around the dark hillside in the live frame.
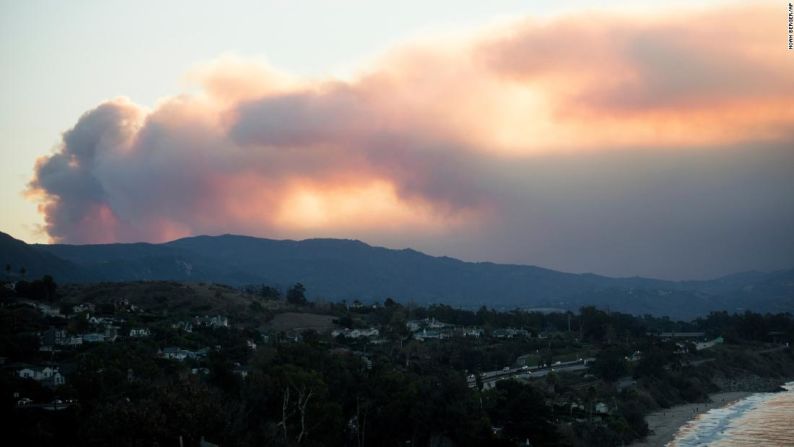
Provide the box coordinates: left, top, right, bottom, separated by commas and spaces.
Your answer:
0, 231, 788, 318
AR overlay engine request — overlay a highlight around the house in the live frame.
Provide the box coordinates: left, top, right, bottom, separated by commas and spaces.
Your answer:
87, 315, 103, 325
653, 331, 706, 339
331, 328, 380, 339
17, 366, 66, 388
415, 329, 447, 341
353, 328, 380, 338
257, 330, 271, 343
406, 318, 450, 332
347, 300, 366, 310
492, 329, 510, 338
63, 335, 83, 346
282, 332, 303, 343
129, 328, 151, 338
194, 315, 229, 328
461, 327, 484, 338
40, 328, 67, 347
695, 337, 724, 351
73, 303, 95, 313
82, 333, 106, 343
160, 347, 209, 361
492, 328, 531, 339
113, 298, 140, 312
40, 328, 83, 348
232, 365, 249, 378
172, 321, 193, 332
595, 402, 609, 415
406, 320, 422, 332
161, 347, 188, 361
426, 318, 449, 329
22, 301, 63, 318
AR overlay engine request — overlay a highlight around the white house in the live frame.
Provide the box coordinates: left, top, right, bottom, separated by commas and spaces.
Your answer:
406, 318, 449, 332
129, 328, 151, 338
160, 347, 209, 361
415, 329, 450, 341
161, 347, 189, 361
17, 366, 65, 387
462, 328, 484, 338
595, 402, 609, 415
695, 337, 724, 351
82, 333, 106, 343
172, 321, 193, 333
195, 315, 229, 328
64, 335, 83, 346
492, 328, 531, 339
73, 303, 95, 313
331, 328, 380, 339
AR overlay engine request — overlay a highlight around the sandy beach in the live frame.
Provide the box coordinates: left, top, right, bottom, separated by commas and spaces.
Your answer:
630, 391, 753, 447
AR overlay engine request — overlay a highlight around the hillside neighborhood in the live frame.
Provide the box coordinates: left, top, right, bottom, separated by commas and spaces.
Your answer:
1, 274, 792, 446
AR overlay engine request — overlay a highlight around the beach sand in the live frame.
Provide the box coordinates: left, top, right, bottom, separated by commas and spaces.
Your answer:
630, 391, 752, 447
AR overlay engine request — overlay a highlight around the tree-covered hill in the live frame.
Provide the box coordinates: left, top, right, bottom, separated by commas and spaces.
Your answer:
1, 231, 791, 318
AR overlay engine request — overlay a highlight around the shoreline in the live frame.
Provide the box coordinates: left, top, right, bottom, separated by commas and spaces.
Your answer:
629, 391, 753, 447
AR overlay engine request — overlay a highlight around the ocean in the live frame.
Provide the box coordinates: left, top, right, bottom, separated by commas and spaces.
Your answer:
669, 382, 794, 446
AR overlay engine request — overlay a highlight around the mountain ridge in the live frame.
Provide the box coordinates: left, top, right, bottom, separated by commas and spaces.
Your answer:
2, 231, 792, 319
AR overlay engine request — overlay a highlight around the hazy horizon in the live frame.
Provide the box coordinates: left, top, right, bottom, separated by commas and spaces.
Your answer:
2, 0, 793, 280
3, 229, 790, 283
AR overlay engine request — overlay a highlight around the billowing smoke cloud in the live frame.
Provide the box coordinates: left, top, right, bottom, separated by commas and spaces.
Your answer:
28, 3, 794, 278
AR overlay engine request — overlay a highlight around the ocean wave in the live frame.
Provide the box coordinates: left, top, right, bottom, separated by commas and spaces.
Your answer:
670, 382, 794, 447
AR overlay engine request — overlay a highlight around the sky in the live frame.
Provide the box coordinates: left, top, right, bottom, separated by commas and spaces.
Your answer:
1, 0, 793, 280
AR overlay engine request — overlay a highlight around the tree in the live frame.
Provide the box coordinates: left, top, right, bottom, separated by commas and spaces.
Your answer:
270, 364, 342, 445
385, 311, 410, 343
633, 347, 673, 379
41, 275, 56, 301
60, 303, 73, 316
14, 276, 58, 301
287, 283, 307, 306
259, 285, 281, 300
487, 380, 559, 445
334, 314, 354, 329
621, 401, 649, 438
301, 329, 320, 346
591, 347, 628, 382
